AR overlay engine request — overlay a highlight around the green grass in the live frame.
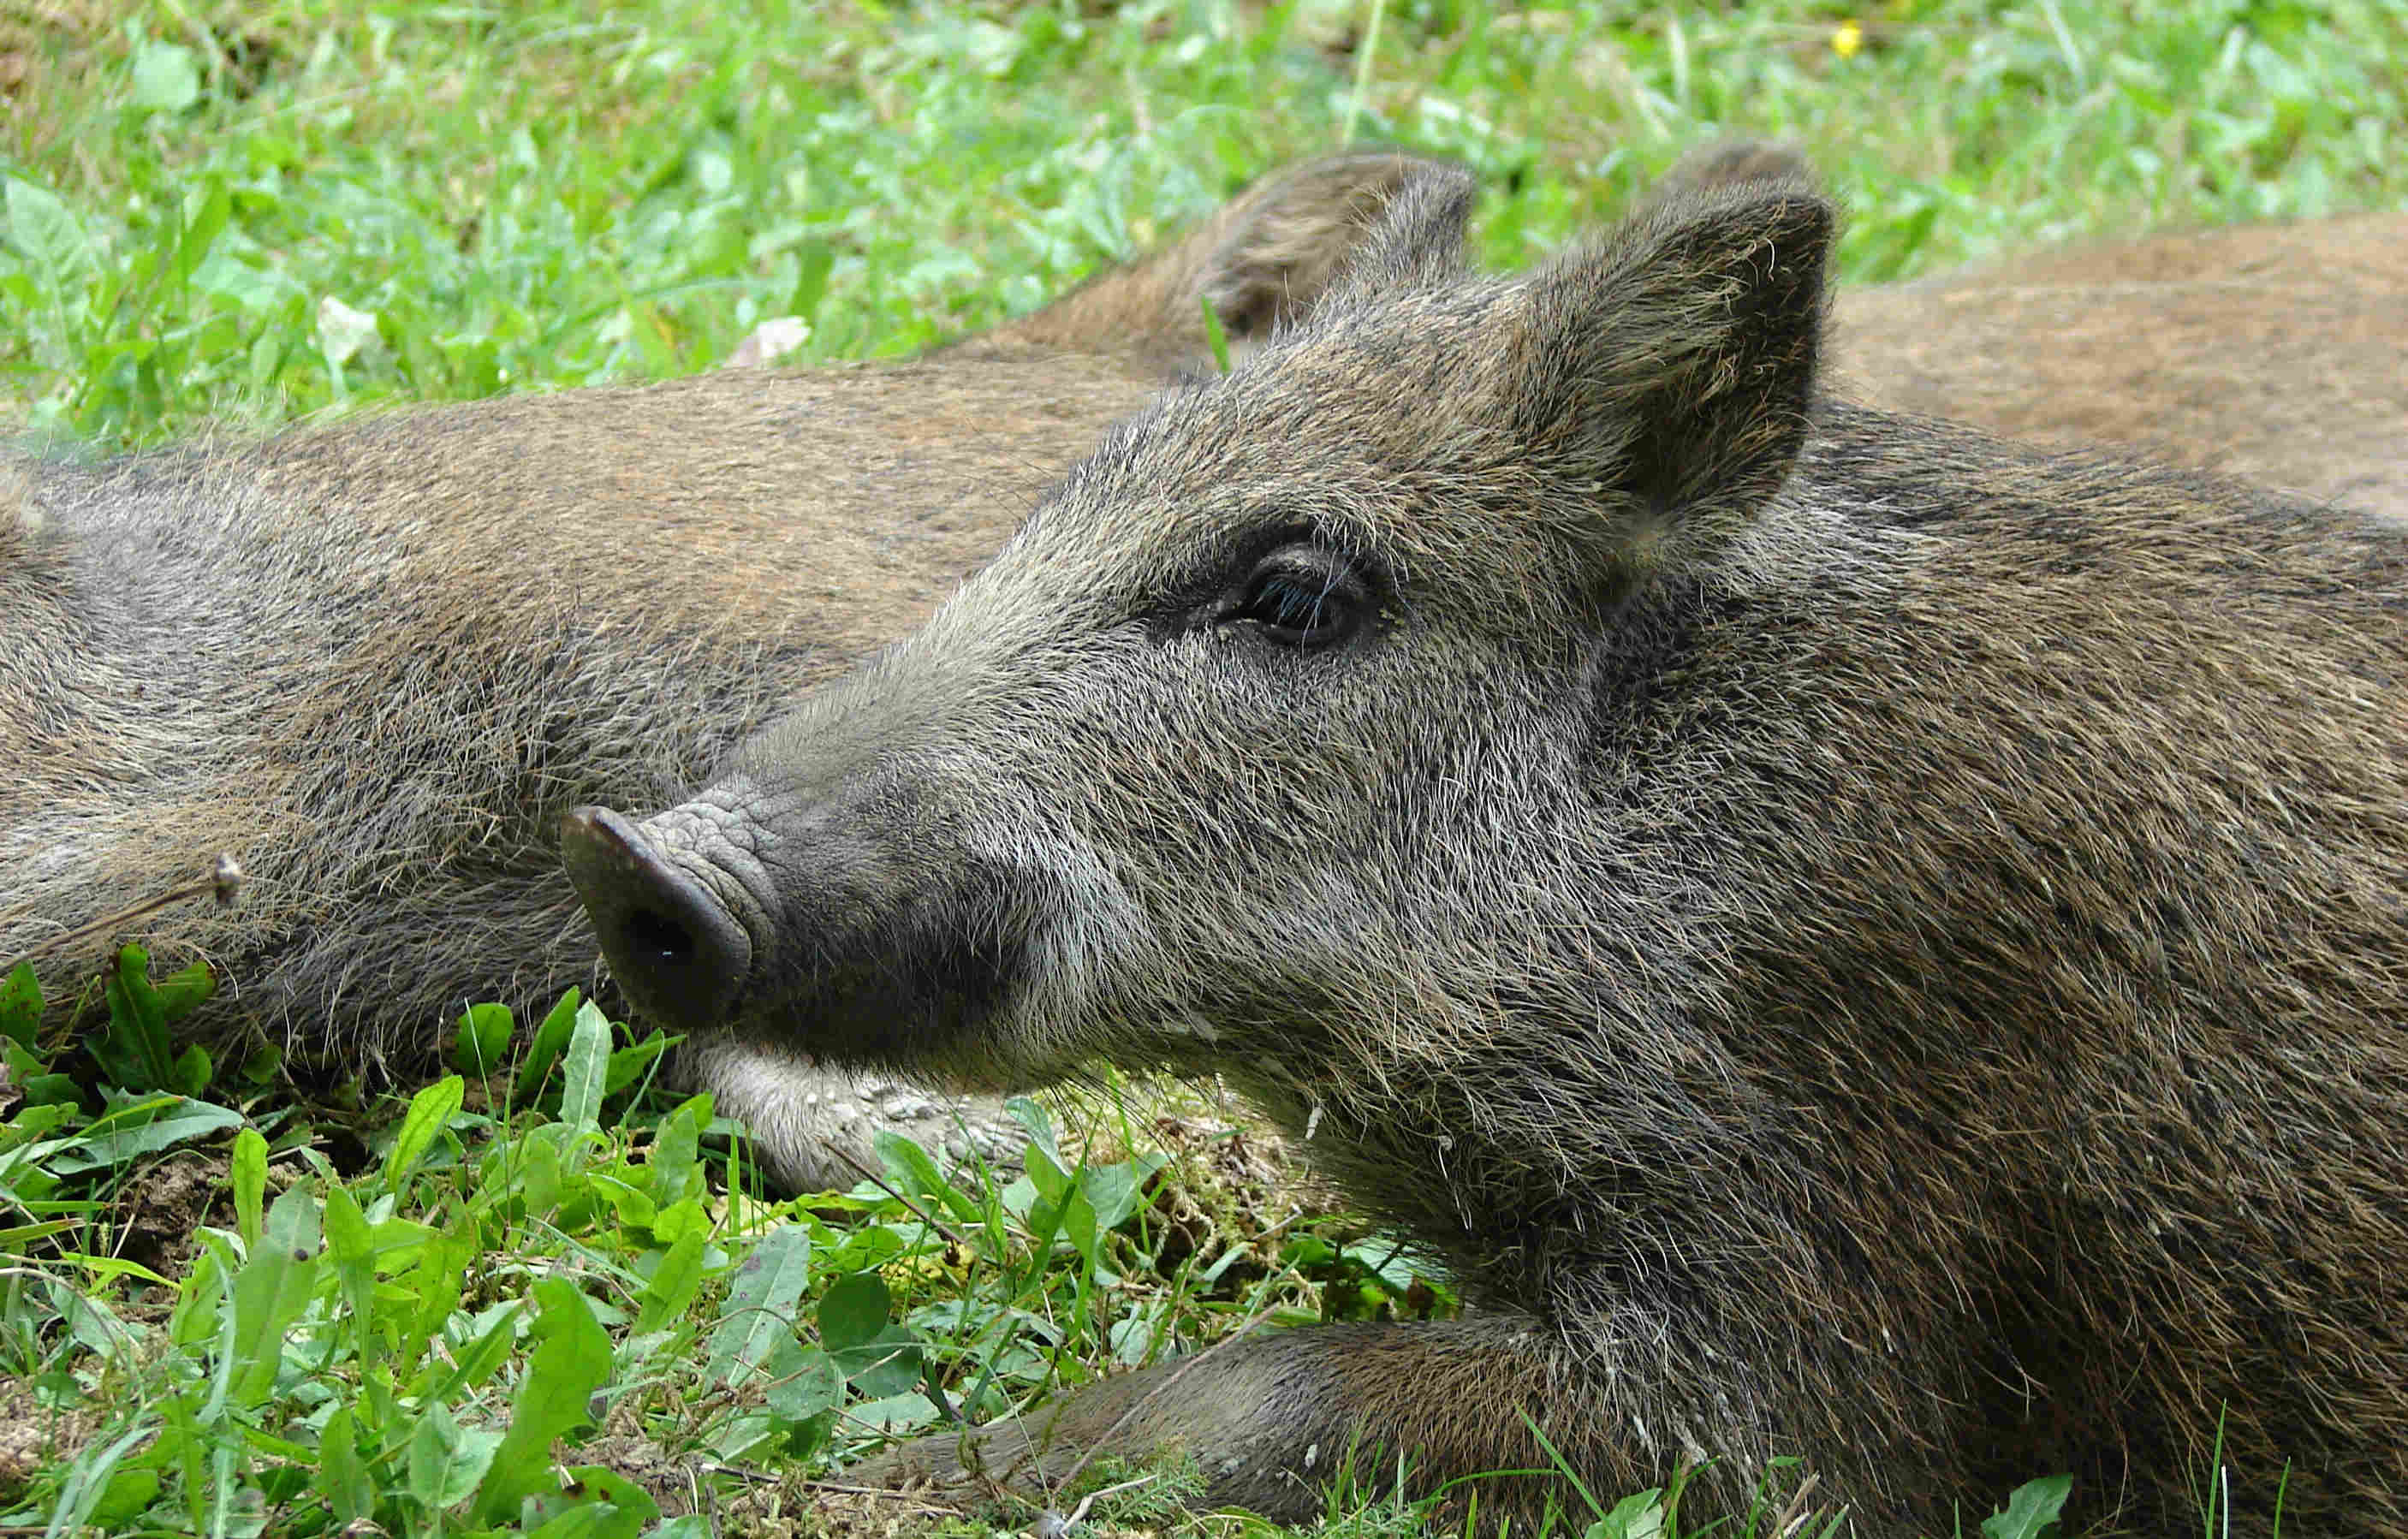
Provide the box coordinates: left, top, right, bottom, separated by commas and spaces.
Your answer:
3, 952, 1466, 1539
4, 0, 2402, 449
2, 1, 2394, 1534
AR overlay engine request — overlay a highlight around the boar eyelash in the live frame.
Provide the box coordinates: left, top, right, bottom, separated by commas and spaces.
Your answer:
1143, 521, 1376, 634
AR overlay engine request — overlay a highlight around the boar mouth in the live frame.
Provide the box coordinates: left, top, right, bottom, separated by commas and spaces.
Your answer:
562, 802, 1027, 1077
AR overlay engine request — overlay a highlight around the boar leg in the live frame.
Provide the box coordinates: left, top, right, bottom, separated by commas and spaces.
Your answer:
853, 1316, 1668, 1528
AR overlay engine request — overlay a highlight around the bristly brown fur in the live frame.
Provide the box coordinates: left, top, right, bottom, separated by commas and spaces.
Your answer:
590, 163, 2408, 1534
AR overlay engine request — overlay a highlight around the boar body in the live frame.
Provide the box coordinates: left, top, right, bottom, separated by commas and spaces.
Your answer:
5, 358, 1137, 1178
1834, 208, 2407, 518
570, 169, 2408, 1534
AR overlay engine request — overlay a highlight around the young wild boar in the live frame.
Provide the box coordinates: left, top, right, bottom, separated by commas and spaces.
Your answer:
1662, 140, 2408, 519
1, 150, 1444, 1191
564, 166, 2408, 1532
1835, 212, 2408, 520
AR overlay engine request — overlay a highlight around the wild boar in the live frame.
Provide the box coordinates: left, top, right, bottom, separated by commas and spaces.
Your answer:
566, 164, 2408, 1533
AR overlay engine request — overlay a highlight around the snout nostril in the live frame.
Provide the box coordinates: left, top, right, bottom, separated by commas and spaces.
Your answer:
624, 907, 695, 966
561, 804, 755, 1034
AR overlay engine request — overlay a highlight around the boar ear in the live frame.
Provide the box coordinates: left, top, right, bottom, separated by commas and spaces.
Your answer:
1637, 139, 1818, 214
1314, 157, 1479, 306
954, 152, 1471, 370
1508, 182, 1830, 552
1202, 150, 1475, 339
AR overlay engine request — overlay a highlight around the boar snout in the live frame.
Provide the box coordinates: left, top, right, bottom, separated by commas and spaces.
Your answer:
566, 766, 1043, 1081
561, 805, 754, 1035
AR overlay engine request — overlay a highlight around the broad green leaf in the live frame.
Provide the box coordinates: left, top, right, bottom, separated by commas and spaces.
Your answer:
453, 1001, 516, 1078
647, 1196, 711, 1248
154, 960, 216, 1024
9, 1067, 78, 1108
558, 999, 613, 1129
167, 179, 230, 291
363, 1366, 401, 1441
50, 1096, 243, 1174
98, 944, 175, 1091
1110, 1307, 1162, 1367
634, 1228, 706, 1334
51, 1275, 133, 1358
1080, 1155, 1159, 1232
1014, 1100, 1072, 1209
602, 1029, 672, 1096
526, 1466, 659, 1539
407, 1402, 500, 1511
608, 1180, 657, 1231
816, 1270, 890, 1353
192, 250, 285, 310
873, 1130, 978, 1223
533, 1500, 633, 1539
517, 1120, 568, 1215
473, 1277, 613, 1523
514, 989, 581, 1103
527, 1499, 631, 1539
157, 1388, 206, 1533
88, 1463, 164, 1527
1981, 1475, 2072, 1539
169, 1243, 229, 1351
1005, 1095, 1062, 1168
321, 1183, 377, 1364
130, 42, 202, 113
0, 961, 39, 1049
225, 1185, 323, 1406
834, 1327, 923, 1399
230, 1127, 267, 1248
1587, 1487, 1668, 1539
704, 1410, 775, 1463
646, 1095, 707, 1207
316, 1406, 374, 1524
1063, 1191, 1101, 1270
788, 240, 834, 321
364, 1211, 443, 1266
703, 1221, 812, 1389
422, 1298, 524, 1405
762, 1336, 844, 1424
384, 1074, 464, 1191
4, 175, 95, 284
169, 1042, 212, 1097
821, 1274, 921, 1398
847, 1391, 939, 1434
45, 1422, 156, 1535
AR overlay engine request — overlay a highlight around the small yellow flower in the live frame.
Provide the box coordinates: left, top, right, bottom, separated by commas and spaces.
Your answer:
1831, 18, 1864, 58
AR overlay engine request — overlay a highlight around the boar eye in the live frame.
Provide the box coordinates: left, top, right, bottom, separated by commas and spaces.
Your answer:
1226, 547, 1370, 651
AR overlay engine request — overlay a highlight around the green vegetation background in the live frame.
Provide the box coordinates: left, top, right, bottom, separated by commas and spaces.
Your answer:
5, 0, 2402, 449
